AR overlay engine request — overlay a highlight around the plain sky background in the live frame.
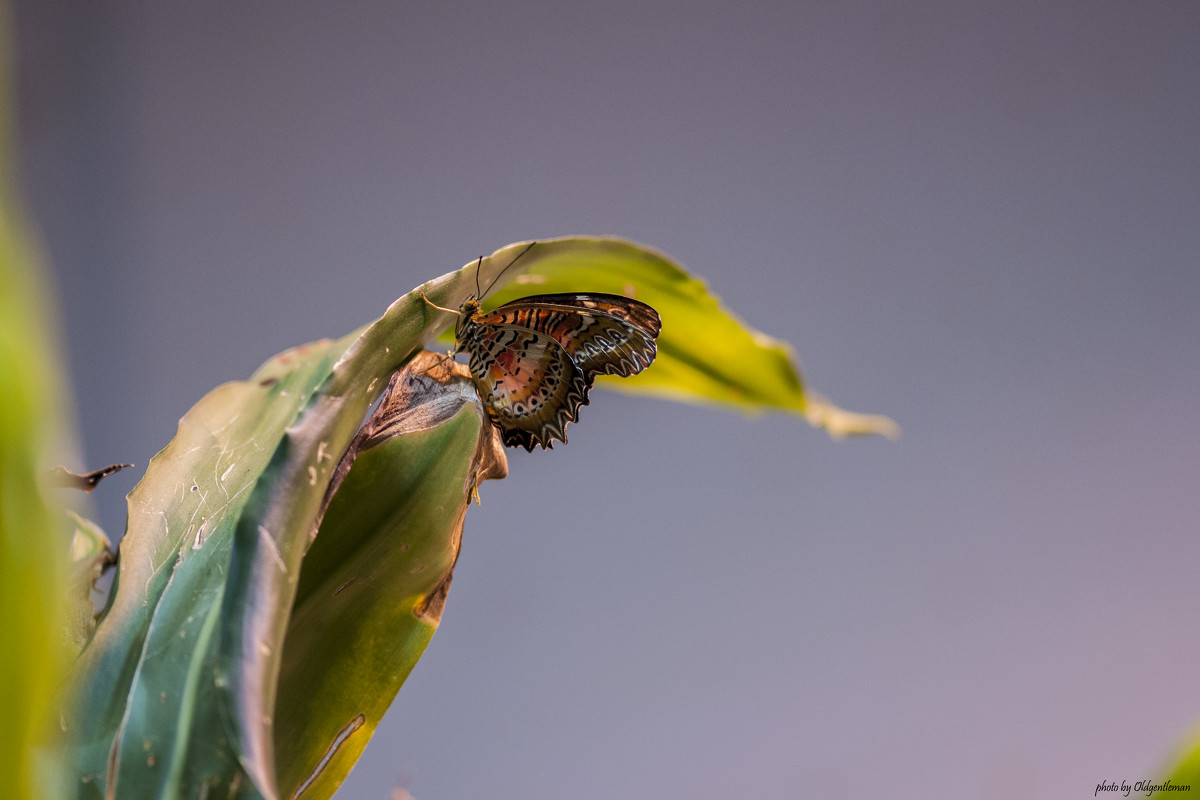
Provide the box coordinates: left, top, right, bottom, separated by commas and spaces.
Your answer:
11, 2, 1200, 798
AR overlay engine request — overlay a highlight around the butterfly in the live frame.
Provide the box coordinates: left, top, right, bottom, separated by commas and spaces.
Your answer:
424, 247, 662, 451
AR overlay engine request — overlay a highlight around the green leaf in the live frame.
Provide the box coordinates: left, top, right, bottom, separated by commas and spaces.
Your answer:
1165, 733, 1200, 798
61, 337, 349, 799
64, 511, 114, 655
442, 237, 898, 439
61, 255, 505, 799
0, 53, 72, 800
63, 236, 896, 800
273, 355, 505, 800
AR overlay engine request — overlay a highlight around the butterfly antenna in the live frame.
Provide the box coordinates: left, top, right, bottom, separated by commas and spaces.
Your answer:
479, 241, 537, 301
418, 290, 459, 315
473, 255, 483, 300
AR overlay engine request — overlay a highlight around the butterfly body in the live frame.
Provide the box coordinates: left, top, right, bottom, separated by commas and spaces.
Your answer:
453, 293, 661, 451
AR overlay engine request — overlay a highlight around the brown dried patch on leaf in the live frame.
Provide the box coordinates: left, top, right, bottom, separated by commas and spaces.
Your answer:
319, 351, 508, 525
413, 567, 454, 624
361, 352, 494, 446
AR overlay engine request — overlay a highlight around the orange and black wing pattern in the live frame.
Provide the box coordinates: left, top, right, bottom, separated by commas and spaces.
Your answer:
455, 293, 661, 450
476, 293, 660, 384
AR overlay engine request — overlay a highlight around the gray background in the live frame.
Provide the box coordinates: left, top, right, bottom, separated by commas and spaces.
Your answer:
13, 2, 1200, 798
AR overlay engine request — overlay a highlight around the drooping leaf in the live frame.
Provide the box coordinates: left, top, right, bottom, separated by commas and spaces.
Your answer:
64, 236, 896, 800
62, 253, 514, 799
441, 237, 898, 438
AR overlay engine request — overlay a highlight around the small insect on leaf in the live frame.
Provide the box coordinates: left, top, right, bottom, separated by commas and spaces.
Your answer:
444, 247, 662, 450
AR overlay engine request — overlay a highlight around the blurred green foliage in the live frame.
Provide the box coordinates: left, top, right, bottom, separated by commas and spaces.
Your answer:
0, 9, 71, 798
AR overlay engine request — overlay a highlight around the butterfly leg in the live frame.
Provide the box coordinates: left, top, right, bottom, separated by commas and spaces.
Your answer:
409, 348, 462, 381
411, 290, 463, 378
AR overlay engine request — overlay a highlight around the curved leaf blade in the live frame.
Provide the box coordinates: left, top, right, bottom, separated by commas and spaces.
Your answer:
63, 257, 499, 799
274, 355, 506, 800
64, 235, 896, 800
212, 287, 491, 798
64, 339, 348, 799
64, 512, 114, 655
440, 237, 898, 438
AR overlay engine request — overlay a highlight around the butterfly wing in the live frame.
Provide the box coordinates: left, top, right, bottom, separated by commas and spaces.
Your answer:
477, 293, 661, 384
462, 322, 590, 451
515, 293, 663, 336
